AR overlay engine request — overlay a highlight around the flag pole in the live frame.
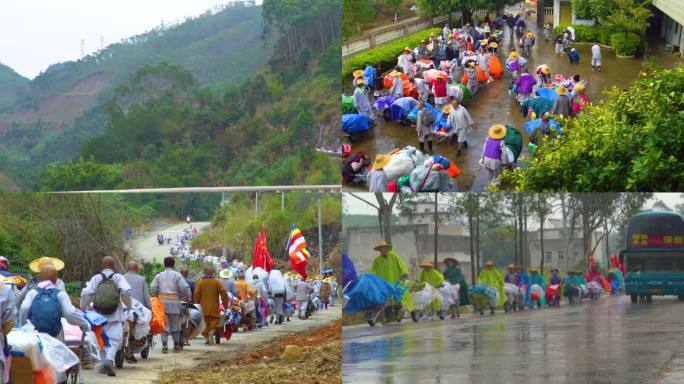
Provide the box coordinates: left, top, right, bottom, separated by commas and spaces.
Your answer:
318, 196, 323, 276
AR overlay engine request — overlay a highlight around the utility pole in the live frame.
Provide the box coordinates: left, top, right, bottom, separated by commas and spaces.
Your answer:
318, 196, 323, 275
434, 193, 439, 267
255, 192, 259, 217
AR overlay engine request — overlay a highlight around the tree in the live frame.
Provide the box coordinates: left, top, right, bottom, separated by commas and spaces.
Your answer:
530, 194, 555, 274
603, 0, 652, 38
386, 0, 405, 23
342, 0, 374, 38
349, 193, 399, 245
502, 67, 684, 191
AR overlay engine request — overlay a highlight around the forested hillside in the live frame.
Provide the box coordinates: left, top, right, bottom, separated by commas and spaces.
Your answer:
36, 0, 341, 191
0, 2, 287, 189
0, 63, 28, 114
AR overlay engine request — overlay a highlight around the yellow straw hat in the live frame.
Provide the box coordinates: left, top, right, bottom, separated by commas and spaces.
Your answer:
555, 86, 569, 96
355, 78, 367, 86
373, 240, 391, 251
489, 42, 498, 48
442, 105, 453, 114
509, 51, 519, 60
435, 72, 447, 80
574, 83, 586, 93
403, 46, 412, 53
29, 257, 65, 273
388, 70, 402, 77
541, 66, 551, 75
219, 269, 233, 279
488, 124, 507, 140
373, 154, 391, 170
352, 69, 364, 78
485, 260, 494, 267
507, 264, 517, 269
418, 259, 434, 268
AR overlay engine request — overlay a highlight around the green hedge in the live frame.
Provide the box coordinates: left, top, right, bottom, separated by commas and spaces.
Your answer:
342, 28, 442, 78
611, 32, 641, 56
554, 24, 612, 46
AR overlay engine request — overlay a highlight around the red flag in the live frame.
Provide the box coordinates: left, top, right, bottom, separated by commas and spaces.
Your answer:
252, 228, 273, 272
290, 257, 308, 281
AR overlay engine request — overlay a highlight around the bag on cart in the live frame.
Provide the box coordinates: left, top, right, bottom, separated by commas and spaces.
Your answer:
150, 297, 167, 335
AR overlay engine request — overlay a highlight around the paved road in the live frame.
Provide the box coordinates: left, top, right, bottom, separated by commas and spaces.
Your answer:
128, 221, 210, 264
343, 296, 684, 384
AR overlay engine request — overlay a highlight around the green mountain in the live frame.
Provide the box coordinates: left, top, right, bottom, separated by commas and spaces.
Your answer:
0, 63, 29, 114
0, 3, 276, 189
6, 0, 341, 191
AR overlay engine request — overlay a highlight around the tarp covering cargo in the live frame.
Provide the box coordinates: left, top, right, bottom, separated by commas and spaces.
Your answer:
342, 114, 372, 134
343, 274, 405, 314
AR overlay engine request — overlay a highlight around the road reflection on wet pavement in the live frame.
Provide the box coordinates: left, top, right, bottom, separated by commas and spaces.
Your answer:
343, 296, 684, 383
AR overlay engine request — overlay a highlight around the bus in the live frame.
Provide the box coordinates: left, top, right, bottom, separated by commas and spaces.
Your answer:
621, 211, 684, 303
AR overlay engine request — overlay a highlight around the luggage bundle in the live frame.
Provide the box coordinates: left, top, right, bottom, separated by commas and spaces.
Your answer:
343, 274, 405, 315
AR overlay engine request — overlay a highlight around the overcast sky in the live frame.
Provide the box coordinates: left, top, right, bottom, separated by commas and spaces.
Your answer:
343, 193, 684, 217
0, 0, 260, 79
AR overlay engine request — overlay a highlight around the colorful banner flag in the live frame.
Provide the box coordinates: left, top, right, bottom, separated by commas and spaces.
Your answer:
252, 228, 273, 272
286, 224, 310, 279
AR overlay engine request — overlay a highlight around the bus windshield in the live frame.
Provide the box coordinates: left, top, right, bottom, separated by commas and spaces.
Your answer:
626, 252, 684, 273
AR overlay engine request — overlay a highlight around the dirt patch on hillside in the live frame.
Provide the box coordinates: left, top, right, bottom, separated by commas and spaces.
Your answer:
161, 320, 341, 384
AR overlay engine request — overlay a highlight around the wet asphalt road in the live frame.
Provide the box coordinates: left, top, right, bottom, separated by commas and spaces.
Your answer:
343, 296, 684, 384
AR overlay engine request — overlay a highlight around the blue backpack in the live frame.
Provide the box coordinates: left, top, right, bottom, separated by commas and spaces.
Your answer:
29, 288, 63, 337
363, 66, 375, 88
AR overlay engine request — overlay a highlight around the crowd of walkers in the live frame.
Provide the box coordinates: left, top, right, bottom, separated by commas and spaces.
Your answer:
343, 4, 600, 190
0, 225, 339, 381
344, 241, 625, 325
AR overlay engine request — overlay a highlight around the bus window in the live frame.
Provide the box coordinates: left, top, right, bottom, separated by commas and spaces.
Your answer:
627, 255, 684, 272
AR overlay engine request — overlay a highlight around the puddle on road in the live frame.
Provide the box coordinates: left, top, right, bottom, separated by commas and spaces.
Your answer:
343, 16, 679, 191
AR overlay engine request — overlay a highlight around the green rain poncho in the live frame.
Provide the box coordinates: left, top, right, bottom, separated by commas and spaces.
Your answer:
419, 268, 444, 312
371, 250, 413, 311
477, 268, 507, 306
443, 266, 470, 305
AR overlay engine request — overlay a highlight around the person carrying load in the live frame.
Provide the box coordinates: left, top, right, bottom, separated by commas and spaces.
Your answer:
370, 241, 415, 322
477, 260, 507, 311
417, 260, 444, 319
80, 256, 132, 377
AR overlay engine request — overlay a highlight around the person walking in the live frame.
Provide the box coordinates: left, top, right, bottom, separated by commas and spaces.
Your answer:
442, 258, 469, 310
268, 269, 287, 324
81, 256, 132, 377
194, 266, 229, 345
480, 124, 508, 185
219, 268, 238, 297
294, 277, 312, 319
371, 241, 415, 321
124, 262, 151, 309
477, 260, 507, 312
446, 99, 474, 157
551, 86, 575, 118
0, 274, 15, 383
151, 257, 190, 354
591, 44, 602, 72
397, 47, 414, 76
415, 101, 435, 155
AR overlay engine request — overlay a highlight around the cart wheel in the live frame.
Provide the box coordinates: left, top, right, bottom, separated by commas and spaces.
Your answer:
141, 345, 150, 359
115, 349, 124, 369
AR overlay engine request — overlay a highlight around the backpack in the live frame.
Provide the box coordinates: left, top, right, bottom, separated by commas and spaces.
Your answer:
29, 288, 62, 337
420, 108, 435, 128
363, 65, 375, 88
342, 95, 356, 114
93, 273, 120, 315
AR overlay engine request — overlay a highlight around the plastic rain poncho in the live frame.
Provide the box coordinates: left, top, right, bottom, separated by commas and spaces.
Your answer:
477, 268, 507, 306
443, 266, 469, 305
371, 250, 413, 311
419, 268, 444, 312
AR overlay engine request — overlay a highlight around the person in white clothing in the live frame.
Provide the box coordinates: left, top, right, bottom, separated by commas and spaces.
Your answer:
80, 257, 132, 377
446, 100, 474, 157
591, 44, 602, 72
397, 47, 414, 76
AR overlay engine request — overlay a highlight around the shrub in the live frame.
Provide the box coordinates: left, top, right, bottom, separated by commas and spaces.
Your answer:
610, 32, 641, 56
554, 24, 602, 43
501, 67, 684, 191
573, 0, 593, 19
342, 28, 442, 77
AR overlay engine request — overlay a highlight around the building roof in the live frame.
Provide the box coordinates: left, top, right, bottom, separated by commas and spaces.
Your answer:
653, 0, 684, 26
